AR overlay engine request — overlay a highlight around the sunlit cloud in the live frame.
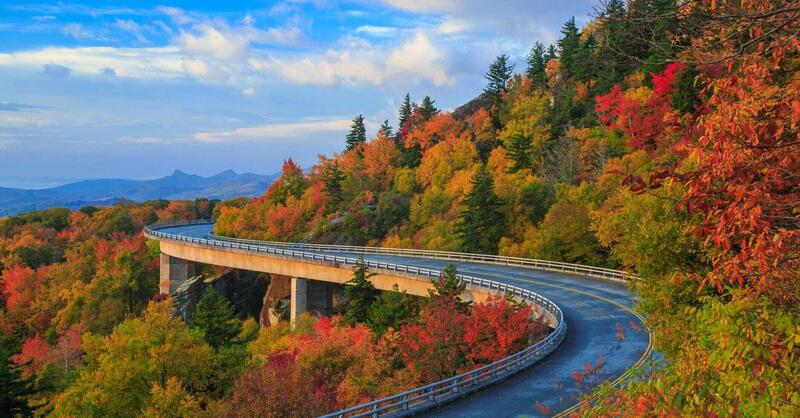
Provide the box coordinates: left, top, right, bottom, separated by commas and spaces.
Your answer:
194, 118, 353, 143
0, 47, 185, 79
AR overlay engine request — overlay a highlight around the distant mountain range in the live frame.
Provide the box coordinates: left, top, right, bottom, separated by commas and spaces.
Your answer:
0, 169, 279, 216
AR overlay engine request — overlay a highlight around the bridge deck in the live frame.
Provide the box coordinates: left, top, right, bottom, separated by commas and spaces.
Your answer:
156, 224, 651, 417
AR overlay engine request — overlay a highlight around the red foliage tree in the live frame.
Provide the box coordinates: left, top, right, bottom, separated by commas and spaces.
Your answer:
675, 42, 800, 300
396, 297, 469, 382
595, 63, 685, 151
227, 349, 336, 418
264, 159, 307, 206
463, 296, 543, 365
1, 265, 46, 316
12, 334, 51, 376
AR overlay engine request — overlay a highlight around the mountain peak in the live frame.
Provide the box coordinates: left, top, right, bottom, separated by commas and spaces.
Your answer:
213, 169, 238, 179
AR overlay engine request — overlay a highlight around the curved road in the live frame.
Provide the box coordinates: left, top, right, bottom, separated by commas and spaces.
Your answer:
161, 224, 651, 417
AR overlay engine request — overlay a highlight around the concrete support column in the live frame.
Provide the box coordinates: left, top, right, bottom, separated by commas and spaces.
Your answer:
307, 280, 334, 317
290, 277, 307, 325
159, 254, 196, 295
290, 278, 335, 325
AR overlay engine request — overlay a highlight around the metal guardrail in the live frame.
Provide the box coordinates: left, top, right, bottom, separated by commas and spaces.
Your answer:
147, 220, 636, 282
205, 236, 636, 284
143, 221, 618, 417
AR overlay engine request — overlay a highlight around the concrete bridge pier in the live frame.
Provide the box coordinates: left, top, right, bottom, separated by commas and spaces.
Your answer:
160, 254, 197, 295
290, 277, 335, 324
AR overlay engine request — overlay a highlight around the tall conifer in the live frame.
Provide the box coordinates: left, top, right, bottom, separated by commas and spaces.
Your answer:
526, 42, 547, 88
345, 114, 367, 151
457, 165, 506, 254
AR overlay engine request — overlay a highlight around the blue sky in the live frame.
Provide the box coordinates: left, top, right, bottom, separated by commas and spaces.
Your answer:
0, 0, 594, 188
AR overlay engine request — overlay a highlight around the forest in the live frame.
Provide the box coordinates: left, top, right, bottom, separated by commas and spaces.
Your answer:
2, 0, 799, 416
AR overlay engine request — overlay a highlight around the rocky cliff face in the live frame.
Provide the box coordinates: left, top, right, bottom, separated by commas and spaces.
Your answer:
259, 274, 292, 327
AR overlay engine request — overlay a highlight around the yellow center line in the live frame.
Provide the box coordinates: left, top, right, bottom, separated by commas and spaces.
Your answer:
458, 269, 654, 417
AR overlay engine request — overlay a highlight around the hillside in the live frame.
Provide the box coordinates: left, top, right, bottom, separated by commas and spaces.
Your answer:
0, 169, 278, 216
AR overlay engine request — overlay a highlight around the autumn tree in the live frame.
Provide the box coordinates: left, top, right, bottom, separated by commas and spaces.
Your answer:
397, 295, 468, 382
265, 159, 306, 206
457, 165, 506, 254
464, 296, 543, 365
52, 300, 217, 417
227, 350, 335, 418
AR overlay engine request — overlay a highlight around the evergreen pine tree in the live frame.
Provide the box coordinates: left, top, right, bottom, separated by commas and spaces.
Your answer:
342, 257, 379, 326
367, 284, 419, 336
322, 163, 345, 211
189, 286, 243, 349
573, 34, 598, 82
526, 42, 548, 88
595, 0, 630, 91
505, 134, 532, 172
457, 165, 507, 254
428, 264, 470, 311
345, 114, 367, 151
557, 17, 581, 79
398, 93, 412, 130
0, 335, 38, 417
546, 44, 557, 62
484, 54, 514, 130
418, 96, 438, 121
484, 54, 514, 105
378, 119, 393, 139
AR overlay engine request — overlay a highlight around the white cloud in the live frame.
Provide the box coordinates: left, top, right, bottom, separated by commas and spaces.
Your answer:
241, 87, 256, 96
253, 33, 451, 87
115, 19, 149, 43
242, 13, 255, 26
117, 135, 166, 144
0, 47, 185, 79
387, 33, 451, 86
382, 0, 460, 13
178, 25, 249, 60
253, 37, 385, 86
380, 0, 584, 43
182, 59, 210, 79
177, 22, 301, 60
157, 6, 194, 26
63, 23, 93, 40
437, 17, 470, 35
355, 25, 397, 36
194, 118, 352, 143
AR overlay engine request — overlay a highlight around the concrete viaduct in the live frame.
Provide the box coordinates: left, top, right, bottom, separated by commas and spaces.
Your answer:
145, 221, 652, 417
